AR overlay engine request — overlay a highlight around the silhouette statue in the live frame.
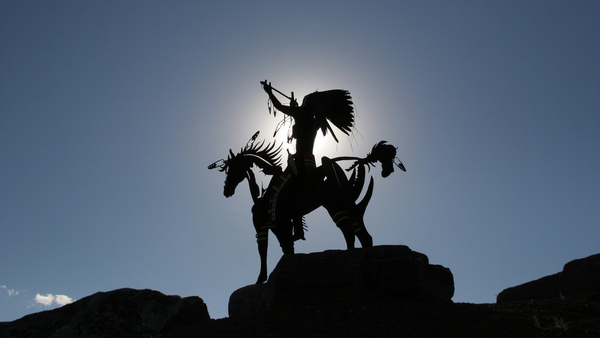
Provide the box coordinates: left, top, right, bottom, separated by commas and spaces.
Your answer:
209, 131, 405, 283
260, 80, 355, 239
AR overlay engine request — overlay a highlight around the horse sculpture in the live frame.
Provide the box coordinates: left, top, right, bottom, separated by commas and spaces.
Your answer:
209, 132, 405, 283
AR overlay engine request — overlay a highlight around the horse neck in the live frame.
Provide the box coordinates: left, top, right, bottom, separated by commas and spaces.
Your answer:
244, 167, 260, 203
239, 156, 282, 203
253, 157, 281, 176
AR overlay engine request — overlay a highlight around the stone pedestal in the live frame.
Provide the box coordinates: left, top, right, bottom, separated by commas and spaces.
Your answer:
229, 245, 454, 317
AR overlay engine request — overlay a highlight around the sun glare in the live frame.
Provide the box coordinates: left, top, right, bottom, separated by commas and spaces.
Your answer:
312, 132, 339, 164
234, 79, 368, 170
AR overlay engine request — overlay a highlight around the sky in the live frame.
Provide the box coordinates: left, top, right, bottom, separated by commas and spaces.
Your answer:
1, 1, 599, 321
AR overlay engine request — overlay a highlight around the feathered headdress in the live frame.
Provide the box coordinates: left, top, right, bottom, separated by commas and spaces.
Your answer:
301, 89, 355, 143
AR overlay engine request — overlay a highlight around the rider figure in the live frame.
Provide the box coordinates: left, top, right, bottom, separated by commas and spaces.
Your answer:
261, 81, 320, 241
261, 81, 318, 178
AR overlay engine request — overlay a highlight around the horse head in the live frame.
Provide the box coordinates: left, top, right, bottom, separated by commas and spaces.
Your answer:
208, 131, 282, 198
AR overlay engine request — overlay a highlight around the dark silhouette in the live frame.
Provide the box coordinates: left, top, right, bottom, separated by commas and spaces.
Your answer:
209, 132, 404, 283
333, 140, 406, 177
260, 80, 354, 146
260, 80, 355, 239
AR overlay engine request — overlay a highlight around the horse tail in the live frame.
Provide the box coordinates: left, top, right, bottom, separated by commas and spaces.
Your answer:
356, 176, 374, 218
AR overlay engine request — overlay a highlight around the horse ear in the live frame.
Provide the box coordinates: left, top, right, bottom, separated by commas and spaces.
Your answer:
247, 131, 260, 148
208, 159, 225, 170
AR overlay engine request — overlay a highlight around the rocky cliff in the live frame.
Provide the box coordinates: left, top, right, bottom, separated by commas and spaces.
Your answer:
1, 250, 599, 337
498, 253, 600, 303
0, 288, 209, 338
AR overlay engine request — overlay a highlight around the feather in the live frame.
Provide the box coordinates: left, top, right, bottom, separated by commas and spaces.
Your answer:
301, 89, 354, 142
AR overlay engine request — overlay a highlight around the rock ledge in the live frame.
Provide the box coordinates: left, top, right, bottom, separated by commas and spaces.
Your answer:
229, 245, 454, 317
498, 253, 600, 303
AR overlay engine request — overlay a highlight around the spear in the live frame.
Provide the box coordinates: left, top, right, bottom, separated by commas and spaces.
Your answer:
260, 80, 295, 103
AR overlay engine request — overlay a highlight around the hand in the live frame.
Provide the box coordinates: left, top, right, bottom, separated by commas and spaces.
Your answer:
261, 80, 272, 93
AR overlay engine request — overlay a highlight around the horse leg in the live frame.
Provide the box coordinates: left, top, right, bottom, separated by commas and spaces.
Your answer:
341, 210, 373, 249
253, 200, 271, 284
254, 218, 271, 283
329, 210, 356, 249
256, 235, 268, 284
320, 188, 357, 249
272, 219, 295, 255
353, 220, 373, 248
329, 205, 373, 249
255, 220, 295, 283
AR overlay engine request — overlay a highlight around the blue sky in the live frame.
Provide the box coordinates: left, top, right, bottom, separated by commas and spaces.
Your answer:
1, 1, 599, 320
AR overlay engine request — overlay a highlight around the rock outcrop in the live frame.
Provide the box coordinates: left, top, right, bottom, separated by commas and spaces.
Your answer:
0, 288, 210, 338
229, 245, 454, 317
497, 253, 600, 303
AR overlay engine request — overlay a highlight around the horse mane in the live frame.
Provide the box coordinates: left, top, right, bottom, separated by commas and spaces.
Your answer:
208, 132, 282, 175
238, 139, 283, 175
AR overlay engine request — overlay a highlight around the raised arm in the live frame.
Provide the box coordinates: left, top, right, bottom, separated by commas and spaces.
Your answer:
261, 81, 295, 116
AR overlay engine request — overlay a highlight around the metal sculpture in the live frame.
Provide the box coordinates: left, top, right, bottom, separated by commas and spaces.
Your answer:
209, 132, 404, 283
208, 81, 405, 284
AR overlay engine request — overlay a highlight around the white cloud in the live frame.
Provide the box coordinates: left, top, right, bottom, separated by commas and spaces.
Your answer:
34, 293, 75, 307
54, 294, 74, 306
1, 285, 19, 297
35, 294, 54, 306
